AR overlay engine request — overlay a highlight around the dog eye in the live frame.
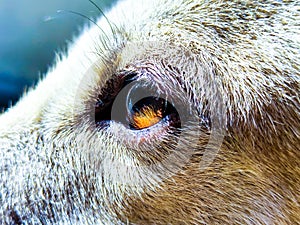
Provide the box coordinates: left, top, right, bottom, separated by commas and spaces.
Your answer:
95, 73, 181, 131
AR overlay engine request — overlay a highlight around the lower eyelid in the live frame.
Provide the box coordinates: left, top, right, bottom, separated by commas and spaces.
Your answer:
106, 116, 172, 146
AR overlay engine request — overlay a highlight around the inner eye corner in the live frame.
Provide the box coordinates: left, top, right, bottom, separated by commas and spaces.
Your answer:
94, 71, 138, 125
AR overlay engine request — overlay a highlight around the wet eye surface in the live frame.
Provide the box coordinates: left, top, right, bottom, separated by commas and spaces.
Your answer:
94, 72, 136, 123
128, 97, 180, 130
95, 72, 181, 131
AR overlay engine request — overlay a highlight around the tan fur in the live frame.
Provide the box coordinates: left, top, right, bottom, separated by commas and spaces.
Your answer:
0, 0, 299, 224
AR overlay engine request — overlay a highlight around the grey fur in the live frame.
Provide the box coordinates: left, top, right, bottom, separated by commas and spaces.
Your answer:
0, 0, 299, 224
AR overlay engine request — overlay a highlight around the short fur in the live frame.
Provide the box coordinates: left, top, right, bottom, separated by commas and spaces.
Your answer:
0, 0, 299, 224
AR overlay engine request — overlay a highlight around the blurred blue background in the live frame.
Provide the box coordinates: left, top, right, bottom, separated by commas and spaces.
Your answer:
0, 0, 115, 111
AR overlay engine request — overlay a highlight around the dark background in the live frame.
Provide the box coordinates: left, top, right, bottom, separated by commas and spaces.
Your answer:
0, 0, 115, 111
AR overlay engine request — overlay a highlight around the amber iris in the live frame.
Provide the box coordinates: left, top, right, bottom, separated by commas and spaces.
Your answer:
131, 106, 163, 129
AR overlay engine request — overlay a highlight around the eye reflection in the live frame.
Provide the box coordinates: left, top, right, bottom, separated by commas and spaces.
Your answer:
95, 73, 181, 131
127, 97, 180, 130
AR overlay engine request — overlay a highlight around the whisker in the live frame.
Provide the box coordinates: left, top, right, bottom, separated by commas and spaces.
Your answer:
56, 9, 110, 41
55, 5, 124, 63
88, 0, 118, 36
56, 9, 100, 30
